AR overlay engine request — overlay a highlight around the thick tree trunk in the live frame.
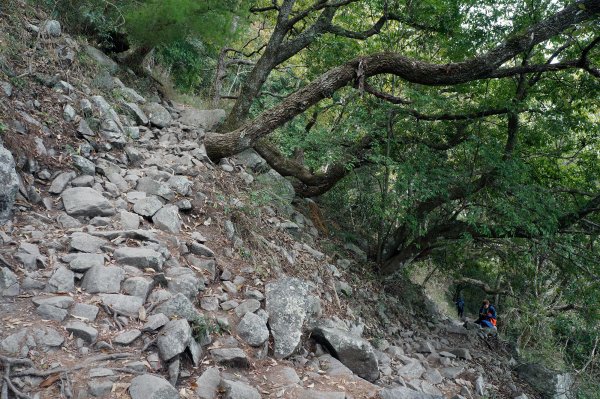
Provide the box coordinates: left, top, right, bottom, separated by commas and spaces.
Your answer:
219, 54, 277, 131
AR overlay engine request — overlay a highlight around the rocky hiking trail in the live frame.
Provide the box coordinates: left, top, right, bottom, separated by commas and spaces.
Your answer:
0, 7, 571, 399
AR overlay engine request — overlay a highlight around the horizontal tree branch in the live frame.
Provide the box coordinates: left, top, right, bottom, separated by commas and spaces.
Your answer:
205, 0, 600, 159
454, 277, 511, 296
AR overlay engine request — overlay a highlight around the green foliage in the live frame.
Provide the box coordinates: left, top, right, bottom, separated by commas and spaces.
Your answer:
155, 39, 215, 94
189, 314, 219, 342
123, 0, 247, 51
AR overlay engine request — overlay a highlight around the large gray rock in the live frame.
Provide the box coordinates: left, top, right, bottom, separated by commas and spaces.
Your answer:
129, 374, 180, 399
220, 379, 261, 399
46, 266, 75, 292
84, 46, 118, 73
0, 267, 20, 296
41, 20, 61, 37
62, 187, 115, 217
32, 295, 74, 309
114, 329, 142, 345
143, 102, 171, 128
0, 327, 64, 356
166, 268, 203, 299
515, 363, 574, 399
265, 277, 321, 358
99, 294, 144, 317
133, 196, 163, 217
122, 102, 148, 125
142, 313, 169, 332
380, 387, 443, 399
157, 319, 192, 361
152, 205, 181, 233
210, 348, 249, 368
232, 149, 268, 173
69, 253, 104, 272
114, 247, 163, 270
69, 232, 109, 253
70, 303, 99, 321
0, 144, 19, 224
179, 108, 225, 131
119, 87, 146, 104
152, 292, 199, 321
237, 312, 269, 347
195, 367, 221, 399
82, 265, 124, 293
311, 323, 379, 382
65, 321, 98, 343
136, 178, 174, 201
397, 360, 426, 380
255, 169, 295, 204
122, 276, 153, 299
235, 299, 261, 318
49, 171, 77, 194
36, 304, 68, 321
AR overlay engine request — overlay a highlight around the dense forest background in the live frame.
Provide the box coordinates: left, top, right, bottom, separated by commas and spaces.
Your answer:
37, 0, 599, 395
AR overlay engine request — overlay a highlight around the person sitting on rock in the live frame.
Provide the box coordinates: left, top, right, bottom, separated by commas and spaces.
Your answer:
475, 299, 497, 329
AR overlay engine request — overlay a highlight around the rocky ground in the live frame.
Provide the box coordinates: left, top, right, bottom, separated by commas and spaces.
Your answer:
0, 4, 573, 399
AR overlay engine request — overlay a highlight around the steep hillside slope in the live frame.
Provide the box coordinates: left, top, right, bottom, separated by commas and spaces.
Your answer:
0, 4, 573, 399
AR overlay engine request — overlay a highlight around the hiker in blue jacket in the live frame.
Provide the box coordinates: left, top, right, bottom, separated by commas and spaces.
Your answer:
475, 299, 497, 328
455, 297, 465, 318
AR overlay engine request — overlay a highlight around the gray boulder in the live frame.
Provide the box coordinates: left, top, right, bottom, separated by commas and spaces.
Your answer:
133, 196, 163, 217
0, 267, 20, 296
65, 321, 98, 343
220, 379, 261, 399
36, 304, 68, 321
70, 303, 99, 321
195, 367, 221, 399
114, 329, 142, 345
143, 102, 171, 128
46, 266, 75, 292
82, 265, 124, 293
311, 322, 379, 382
122, 102, 148, 125
265, 277, 321, 358
237, 312, 269, 347
380, 387, 443, 399
41, 20, 61, 37
179, 108, 225, 131
136, 178, 174, 201
72, 155, 95, 175
62, 187, 115, 217
515, 363, 574, 399
69, 253, 104, 272
129, 374, 180, 399
210, 348, 249, 368
152, 205, 181, 233
0, 144, 19, 224
142, 313, 169, 332
0, 327, 64, 356
49, 171, 76, 194
152, 292, 199, 321
99, 294, 144, 317
122, 276, 153, 299
255, 169, 295, 204
157, 319, 192, 361
69, 232, 109, 253
232, 149, 268, 173
85, 46, 118, 73
114, 247, 163, 270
